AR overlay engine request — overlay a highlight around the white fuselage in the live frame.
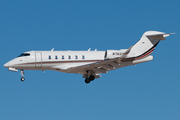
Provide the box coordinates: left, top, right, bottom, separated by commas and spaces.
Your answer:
4, 51, 105, 73
4, 50, 154, 75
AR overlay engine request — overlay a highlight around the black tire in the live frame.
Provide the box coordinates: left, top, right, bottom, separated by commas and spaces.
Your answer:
21, 77, 25, 81
85, 78, 90, 84
89, 75, 95, 81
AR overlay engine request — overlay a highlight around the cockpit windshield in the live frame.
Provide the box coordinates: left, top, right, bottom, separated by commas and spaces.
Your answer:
17, 53, 30, 57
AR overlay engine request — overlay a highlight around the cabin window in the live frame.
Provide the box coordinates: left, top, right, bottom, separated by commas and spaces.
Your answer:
55, 55, 58, 59
82, 55, 85, 59
17, 53, 30, 57
68, 55, 71, 59
49, 56, 51, 59
75, 55, 78, 59
62, 55, 64, 59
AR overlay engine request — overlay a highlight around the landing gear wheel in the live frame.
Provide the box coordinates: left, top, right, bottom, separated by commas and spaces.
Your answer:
85, 78, 90, 84
89, 75, 95, 81
21, 77, 25, 81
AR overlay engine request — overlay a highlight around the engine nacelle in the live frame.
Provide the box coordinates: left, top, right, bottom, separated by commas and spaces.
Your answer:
105, 50, 127, 59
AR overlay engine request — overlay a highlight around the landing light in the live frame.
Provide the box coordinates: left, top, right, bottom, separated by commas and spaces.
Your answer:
8, 67, 18, 72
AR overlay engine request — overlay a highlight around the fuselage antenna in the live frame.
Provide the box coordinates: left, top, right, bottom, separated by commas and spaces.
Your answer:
88, 48, 91, 51
51, 48, 54, 51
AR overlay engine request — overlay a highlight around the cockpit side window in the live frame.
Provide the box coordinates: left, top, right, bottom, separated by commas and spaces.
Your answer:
17, 53, 30, 57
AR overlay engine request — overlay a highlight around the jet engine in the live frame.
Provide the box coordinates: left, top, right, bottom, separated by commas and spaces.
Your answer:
105, 50, 125, 59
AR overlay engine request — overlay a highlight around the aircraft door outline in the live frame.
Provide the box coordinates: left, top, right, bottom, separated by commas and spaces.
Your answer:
35, 52, 42, 67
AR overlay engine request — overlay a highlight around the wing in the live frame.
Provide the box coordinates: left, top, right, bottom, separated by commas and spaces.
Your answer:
67, 46, 133, 78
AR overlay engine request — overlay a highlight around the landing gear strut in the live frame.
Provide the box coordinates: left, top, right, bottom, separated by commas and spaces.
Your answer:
89, 75, 95, 81
20, 70, 25, 81
85, 75, 95, 84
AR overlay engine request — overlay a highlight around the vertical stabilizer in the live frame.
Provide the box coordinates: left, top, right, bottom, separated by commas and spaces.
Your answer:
127, 31, 172, 58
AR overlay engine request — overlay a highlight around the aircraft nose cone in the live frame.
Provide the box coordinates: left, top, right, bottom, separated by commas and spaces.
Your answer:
4, 62, 9, 68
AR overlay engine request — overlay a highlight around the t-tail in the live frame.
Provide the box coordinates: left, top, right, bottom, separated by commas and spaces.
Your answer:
125, 31, 174, 60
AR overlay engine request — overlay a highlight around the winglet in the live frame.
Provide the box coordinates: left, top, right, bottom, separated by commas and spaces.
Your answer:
120, 46, 133, 59
124, 46, 133, 54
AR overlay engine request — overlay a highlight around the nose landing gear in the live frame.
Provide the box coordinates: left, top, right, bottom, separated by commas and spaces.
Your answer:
21, 77, 25, 81
20, 70, 25, 81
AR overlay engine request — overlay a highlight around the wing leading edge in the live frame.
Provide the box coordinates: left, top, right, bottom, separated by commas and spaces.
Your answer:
67, 46, 133, 77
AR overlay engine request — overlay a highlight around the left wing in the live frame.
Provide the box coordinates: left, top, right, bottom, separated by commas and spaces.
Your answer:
67, 46, 133, 78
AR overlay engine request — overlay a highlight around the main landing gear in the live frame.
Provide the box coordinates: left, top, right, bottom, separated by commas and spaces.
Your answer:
85, 75, 95, 84
20, 69, 25, 82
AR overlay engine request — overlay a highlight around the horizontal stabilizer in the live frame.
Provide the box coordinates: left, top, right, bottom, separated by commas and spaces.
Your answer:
145, 31, 174, 40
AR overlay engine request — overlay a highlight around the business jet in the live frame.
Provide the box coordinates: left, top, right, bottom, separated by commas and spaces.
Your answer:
4, 31, 173, 83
